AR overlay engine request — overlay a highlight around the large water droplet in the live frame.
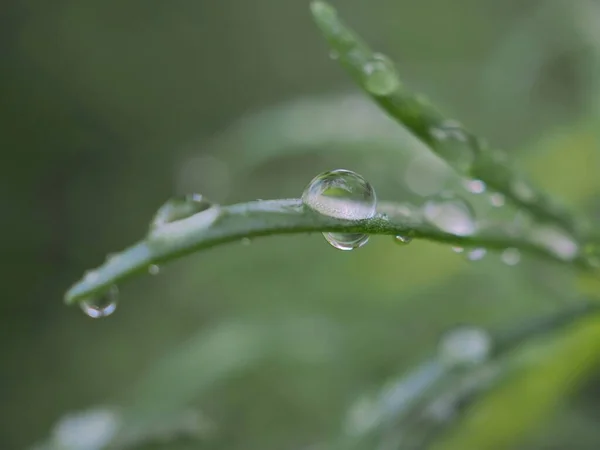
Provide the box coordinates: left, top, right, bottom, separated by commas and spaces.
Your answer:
439, 326, 491, 368
501, 248, 521, 266
423, 194, 476, 236
302, 169, 377, 250
428, 120, 474, 172
363, 53, 400, 96
150, 194, 213, 230
80, 286, 118, 318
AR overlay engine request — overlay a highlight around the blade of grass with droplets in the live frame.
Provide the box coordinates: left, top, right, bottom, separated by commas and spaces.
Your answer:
309, 1, 583, 237
334, 301, 600, 450
64, 199, 593, 306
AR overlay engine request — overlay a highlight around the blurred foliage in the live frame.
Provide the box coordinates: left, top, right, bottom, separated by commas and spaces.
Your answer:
3, 0, 600, 449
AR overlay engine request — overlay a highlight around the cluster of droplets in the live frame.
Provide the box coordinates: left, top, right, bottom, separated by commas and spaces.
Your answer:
302, 169, 377, 250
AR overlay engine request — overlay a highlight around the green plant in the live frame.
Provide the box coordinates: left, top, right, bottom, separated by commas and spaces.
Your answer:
47, 2, 600, 450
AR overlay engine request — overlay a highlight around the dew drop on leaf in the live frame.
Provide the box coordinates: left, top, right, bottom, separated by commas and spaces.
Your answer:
428, 120, 474, 172
394, 234, 413, 245
439, 326, 491, 367
501, 248, 521, 266
489, 192, 505, 207
302, 169, 376, 251
241, 237, 252, 246
148, 264, 160, 275
452, 246, 464, 253
466, 248, 487, 261
150, 194, 214, 231
80, 286, 119, 319
363, 53, 400, 96
423, 194, 476, 236
463, 179, 486, 194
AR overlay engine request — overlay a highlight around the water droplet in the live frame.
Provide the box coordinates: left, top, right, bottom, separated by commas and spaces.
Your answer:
423, 195, 476, 236
241, 237, 252, 246
404, 154, 450, 197
150, 194, 213, 230
394, 234, 413, 245
329, 50, 339, 60
80, 286, 118, 318
489, 192, 505, 207
302, 169, 377, 251
584, 243, 600, 268
466, 248, 487, 261
511, 180, 537, 202
363, 53, 400, 96
501, 248, 521, 266
452, 246, 464, 253
530, 225, 579, 261
148, 264, 160, 275
52, 408, 120, 450
428, 120, 474, 172
463, 179, 486, 194
439, 326, 491, 367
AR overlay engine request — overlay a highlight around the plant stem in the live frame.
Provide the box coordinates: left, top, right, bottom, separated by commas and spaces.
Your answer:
65, 199, 593, 305
310, 1, 584, 238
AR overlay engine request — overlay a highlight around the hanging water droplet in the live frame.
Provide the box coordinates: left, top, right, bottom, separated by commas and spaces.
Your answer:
148, 264, 160, 275
80, 286, 119, 318
428, 120, 474, 172
302, 169, 377, 251
501, 248, 521, 266
150, 194, 214, 230
489, 192, 505, 207
394, 234, 413, 245
466, 248, 487, 261
423, 194, 476, 236
463, 179, 486, 194
363, 53, 400, 96
241, 237, 252, 246
439, 326, 491, 368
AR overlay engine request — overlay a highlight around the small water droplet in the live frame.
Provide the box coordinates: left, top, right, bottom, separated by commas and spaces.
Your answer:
452, 246, 464, 253
302, 169, 377, 251
423, 194, 476, 236
439, 326, 491, 367
463, 179, 486, 194
241, 237, 252, 246
394, 234, 413, 245
501, 248, 521, 266
80, 286, 118, 318
511, 180, 537, 202
148, 264, 160, 275
466, 248, 487, 261
489, 192, 505, 207
363, 53, 400, 96
329, 50, 339, 60
428, 120, 474, 172
150, 194, 214, 230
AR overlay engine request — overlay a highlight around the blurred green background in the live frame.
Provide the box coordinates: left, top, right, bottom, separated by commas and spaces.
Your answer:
3, 0, 600, 449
